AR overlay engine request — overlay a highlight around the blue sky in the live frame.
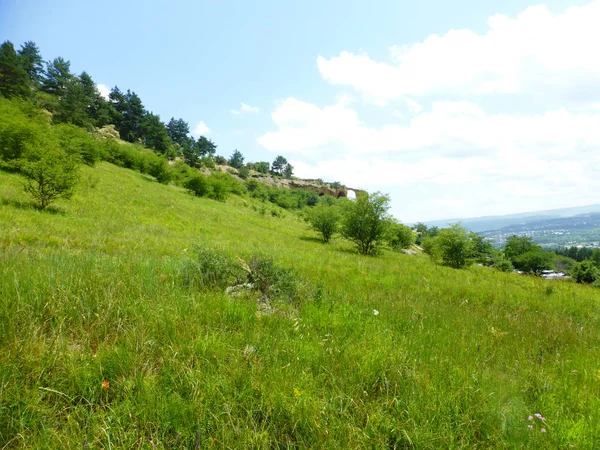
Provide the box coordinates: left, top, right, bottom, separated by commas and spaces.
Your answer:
2, 0, 598, 222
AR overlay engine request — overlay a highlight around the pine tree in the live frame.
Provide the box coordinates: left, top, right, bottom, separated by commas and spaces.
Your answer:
0, 41, 30, 99
18, 41, 43, 86
41, 57, 73, 96
142, 112, 172, 154
166, 117, 190, 147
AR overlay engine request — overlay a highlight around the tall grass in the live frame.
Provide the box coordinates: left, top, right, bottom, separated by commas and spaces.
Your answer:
1, 163, 599, 448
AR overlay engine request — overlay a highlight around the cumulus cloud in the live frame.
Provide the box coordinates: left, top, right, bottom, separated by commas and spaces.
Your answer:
258, 97, 600, 221
317, 1, 600, 103
97, 83, 110, 100
192, 121, 211, 137
258, 97, 600, 159
231, 102, 260, 116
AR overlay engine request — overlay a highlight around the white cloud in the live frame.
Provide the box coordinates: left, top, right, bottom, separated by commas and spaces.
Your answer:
258, 97, 600, 221
405, 98, 422, 115
231, 102, 260, 116
317, 1, 600, 103
97, 83, 110, 100
192, 121, 211, 137
259, 97, 600, 159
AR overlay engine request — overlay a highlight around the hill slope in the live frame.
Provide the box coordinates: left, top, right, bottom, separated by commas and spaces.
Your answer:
1, 163, 600, 448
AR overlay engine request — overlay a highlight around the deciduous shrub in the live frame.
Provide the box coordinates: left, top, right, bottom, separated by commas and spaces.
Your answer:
571, 260, 600, 284
341, 192, 390, 255
185, 174, 211, 197
182, 246, 244, 290
22, 144, 80, 209
385, 220, 415, 250
306, 203, 339, 243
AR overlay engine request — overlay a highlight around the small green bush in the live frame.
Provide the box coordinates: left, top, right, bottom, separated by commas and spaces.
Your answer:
182, 246, 244, 290
246, 254, 298, 302
571, 260, 600, 284
185, 174, 212, 197
386, 220, 416, 250
22, 144, 80, 209
306, 203, 339, 243
494, 259, 514, 272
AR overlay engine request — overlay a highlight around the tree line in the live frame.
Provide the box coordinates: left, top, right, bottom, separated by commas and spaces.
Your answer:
0, 39, 302, 208
0, 39, 294, 174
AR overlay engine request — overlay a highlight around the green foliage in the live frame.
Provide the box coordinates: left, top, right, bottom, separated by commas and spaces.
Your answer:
246, 254, 298, 302
571, 260, 600, 284
41, 57, 73, 97
306, 203, 339, 243
17, 41, 44, 86
185, 173, 212, 197
215, 155, 227, 165
228, 149, 244, 169
166, 117, 190, 147
3, 163, 600, 448
512, 250, 554, 275
0, 98, 49, 166
0, 41, 30, 99
341, 192, 390, 255
141, 112, 172, 155
504, 236, 538, 261
469, 232, 496, 265
494, 259, 515, 272
54, 124, 102, 166
237, 165, 250, 179
21, 143, 80, 209
385, 220, 416, 250
253, 161, 270, 174
271, 155, 290, 177
182, 246, 244, 290
552, 255, 577, 274
429, 223, 474, 269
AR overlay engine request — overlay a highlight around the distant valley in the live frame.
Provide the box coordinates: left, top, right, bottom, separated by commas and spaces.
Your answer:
424, 204, 600, 247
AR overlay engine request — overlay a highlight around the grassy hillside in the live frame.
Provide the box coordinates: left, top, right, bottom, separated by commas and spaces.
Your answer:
1, 163, 599, 448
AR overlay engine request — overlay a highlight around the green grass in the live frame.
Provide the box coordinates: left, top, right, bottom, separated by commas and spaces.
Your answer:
1, 162, 600, 448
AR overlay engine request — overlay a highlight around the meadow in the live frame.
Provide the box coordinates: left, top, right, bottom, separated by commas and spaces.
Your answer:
1, 162, 599, 448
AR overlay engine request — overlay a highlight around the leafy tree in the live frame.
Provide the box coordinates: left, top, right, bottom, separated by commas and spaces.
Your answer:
215, 155, 227, 165
18, 41, 44, 86
254, 161, 270, 174
512, 250, 553, 275
41, 57, 73, 97
504, 236, 537, 261
386, 220, 416, 250
341, 192, 390, 255
0, 41, 30, 99
431, 223, 474, 269
228, 149, 245, 169
469, 232, 496, 265
307, 203, 340, 243
166, 117, 190, 147
571, 260, 600, 284
22, 144, 80, 209
271, 155, 290, 176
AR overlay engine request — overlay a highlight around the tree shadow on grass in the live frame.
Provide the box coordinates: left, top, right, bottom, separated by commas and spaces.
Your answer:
299, 235, 326, 244
0, 198, 66, 215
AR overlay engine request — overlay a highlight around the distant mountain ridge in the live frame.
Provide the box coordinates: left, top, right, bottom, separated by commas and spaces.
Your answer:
423, 204, 600, 233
